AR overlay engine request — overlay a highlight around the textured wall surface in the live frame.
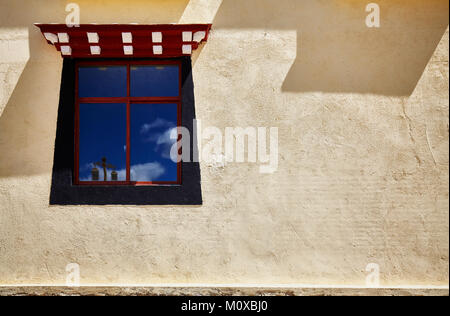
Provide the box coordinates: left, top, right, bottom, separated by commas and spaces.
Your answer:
0, 0, 448, 288
0, 286, 448, 296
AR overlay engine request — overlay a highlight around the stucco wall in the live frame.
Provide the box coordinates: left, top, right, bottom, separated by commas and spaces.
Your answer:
0, 0, 448, 287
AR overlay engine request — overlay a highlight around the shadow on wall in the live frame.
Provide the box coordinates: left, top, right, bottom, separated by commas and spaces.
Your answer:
0, 0, 190, 178
213, 0, 449, 96
0, 0, 448, 178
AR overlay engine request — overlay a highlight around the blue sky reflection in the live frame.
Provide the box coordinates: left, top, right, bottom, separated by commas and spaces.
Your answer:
131, 103, 178, 182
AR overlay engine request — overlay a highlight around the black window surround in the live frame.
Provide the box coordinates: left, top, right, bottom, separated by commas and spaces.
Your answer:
50, 57, 202, 205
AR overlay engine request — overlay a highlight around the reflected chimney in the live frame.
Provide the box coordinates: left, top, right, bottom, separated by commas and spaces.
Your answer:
91, 167, 99, 181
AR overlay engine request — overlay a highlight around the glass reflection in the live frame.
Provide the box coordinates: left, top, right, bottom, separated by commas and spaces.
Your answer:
79, 66, 127, 98
79, 103, 127, 182
131, 65, 179, 97
130, 103, 178, 182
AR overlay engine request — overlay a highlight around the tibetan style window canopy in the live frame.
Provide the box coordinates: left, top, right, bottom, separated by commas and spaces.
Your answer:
35, 24, 212, 58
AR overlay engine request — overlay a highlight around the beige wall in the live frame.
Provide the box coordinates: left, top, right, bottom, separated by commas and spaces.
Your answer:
0, 0, 448, 286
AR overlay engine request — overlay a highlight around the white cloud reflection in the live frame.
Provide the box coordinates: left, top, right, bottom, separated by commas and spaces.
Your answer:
140, 118, 175, 134
79, 162, 165, 182
129, 162, 165, 181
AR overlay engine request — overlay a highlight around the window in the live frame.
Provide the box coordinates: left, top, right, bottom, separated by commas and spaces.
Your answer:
36, 24, 211, 205
49, 58, 202, 205
75, 61, 182, 185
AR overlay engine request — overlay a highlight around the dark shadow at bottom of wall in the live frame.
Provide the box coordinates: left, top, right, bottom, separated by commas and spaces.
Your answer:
0, 286, 447, 296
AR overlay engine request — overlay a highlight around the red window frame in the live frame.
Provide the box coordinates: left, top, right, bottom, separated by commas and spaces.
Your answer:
74, 60, 182, 186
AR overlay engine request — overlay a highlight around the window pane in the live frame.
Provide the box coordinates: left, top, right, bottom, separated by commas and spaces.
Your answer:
130, 103, 178, 182
79, 66, 127, 98
130, 65, 179, 97
79, 103, 127, 182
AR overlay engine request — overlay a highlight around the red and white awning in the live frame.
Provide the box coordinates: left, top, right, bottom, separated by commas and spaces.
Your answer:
35, 24, 212, 58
